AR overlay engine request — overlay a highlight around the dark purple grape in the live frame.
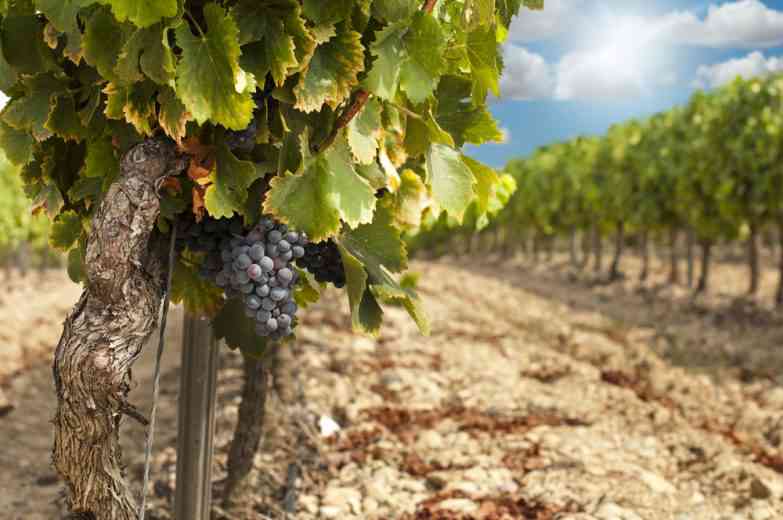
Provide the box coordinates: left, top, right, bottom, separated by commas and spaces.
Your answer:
266, 318, 278, 331
255, 284, 270, 297
261, 298, 276, 311
246, 295, 262, 310
278, 240, 291, 252
249, 244, 265, 261
259, 256, 274, 272
268, 230, 282, 244
277, 268, 294, 284
236, 254, 252, 269
270, 288, 288, 302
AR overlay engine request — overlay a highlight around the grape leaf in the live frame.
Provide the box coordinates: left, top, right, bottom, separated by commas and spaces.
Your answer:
339, 200, 406, 273
47, 95, 87, 141
0, 121, 33, 166
115, 24, 175, 84
426, 143, 475, 221
292, 267, 321, 308
323, 135, 377, 227
103, 82, 156, 135
233, 0, 314, 86
157, 86, 190, 143
96, 0, 178, 28
364, 22, 405, 101
399, 12, 446, 104
436, 75, 502, 146
264, 134, 375, 240
32, 183, 64, 219
67, 239, 86, 283
212, 297, 269, 357
33, 0, 87, 34
338, 243, 382, 336
302, 0, 353, 24
205, 140, 263, 219
83, 7, 128, 83
338, 202, 428, 335
371, 0, 418, 22
393, 169, 429, 228
2, 73, 68, 141
0, 38, 18, 91
49, 210, 82, 250
347, 98, 382, 164
462, 155, 498, 215
1, 13, 54, 75
356, 162, 387, 190
175, 3, 255, 130
84, 136, 119, 192
466, 25, 500, 102
294, 24, 364, 113
171, 256, 225, 318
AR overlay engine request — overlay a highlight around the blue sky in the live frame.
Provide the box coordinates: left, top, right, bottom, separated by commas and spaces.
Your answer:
468, 0, 783, 167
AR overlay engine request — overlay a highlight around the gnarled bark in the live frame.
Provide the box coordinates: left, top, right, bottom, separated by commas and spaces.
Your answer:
52, 138, 185, 520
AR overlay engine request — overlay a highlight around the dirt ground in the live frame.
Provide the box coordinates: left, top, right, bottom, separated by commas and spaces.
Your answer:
1, 251, 782, 520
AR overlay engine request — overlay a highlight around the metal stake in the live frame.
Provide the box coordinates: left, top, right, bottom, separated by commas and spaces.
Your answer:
175, 313, 220, 520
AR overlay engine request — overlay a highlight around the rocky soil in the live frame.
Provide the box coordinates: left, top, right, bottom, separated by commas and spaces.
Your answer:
2, 255, 783, 520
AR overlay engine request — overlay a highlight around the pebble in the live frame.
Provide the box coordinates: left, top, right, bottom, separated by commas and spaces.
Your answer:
594, 502, 643, 520
436, 498, 479, 514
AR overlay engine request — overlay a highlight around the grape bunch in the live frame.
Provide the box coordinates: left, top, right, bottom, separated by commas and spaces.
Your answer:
295, 239, 346, 288
176, 215, 308, 340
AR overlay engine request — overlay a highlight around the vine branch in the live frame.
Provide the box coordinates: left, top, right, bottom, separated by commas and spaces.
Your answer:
423, 0, 438, 13
315, 90, 370, 153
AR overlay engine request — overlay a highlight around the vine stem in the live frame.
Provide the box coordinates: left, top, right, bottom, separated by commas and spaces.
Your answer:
315, 90, 370, 153
423, 0, 438, 13
138, 222, 178, 520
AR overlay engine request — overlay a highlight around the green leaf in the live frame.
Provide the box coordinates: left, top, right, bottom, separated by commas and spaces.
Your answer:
347, 98, 382, 164
205, 140, 263, 219
213, 297, 269, 357
302, 0, 352, 24
466, 25, 501, 102
49, 210, 82, 250
338, 243, 382, 336
157, 86, 190, 143
171, 256, 225, 317
356, 162, 387, 190
2, 73, 68, 141
393, 169, 429, 228
339, 200, 406, 274
370, 282, 429, 335
1, 14, 54, 75
175, 3, 255, 130
0, 120, 33, 165
33, 0, 88, 34
96, 0, 178, 28
364, 22, 405, 101
371, 0, 418, 22
426, 143, 475, 221
84, 136, 119, 191
462, 155, 498, 215
67, 239, 86, 283
46, 95, 87, 141
338, 202, 428, 335
292, 267, 321, 308
436, 75, 502, 147
294, 24, 364, 113
233, 0, 314, 86
115, 24, 175, 84
103, 82, 157, 135
399, 12, 446, 104
83, 7, 128, 83
0, 37, 18, 92
264, 134, 375, 240
68, 175, 103, 203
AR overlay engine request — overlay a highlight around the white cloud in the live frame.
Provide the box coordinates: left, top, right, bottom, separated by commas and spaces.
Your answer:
508, 0, 584, 42
499, 45, 555, 100
555, 50, 646, 100
657, 0, 783, 48
693, 51, 783, 88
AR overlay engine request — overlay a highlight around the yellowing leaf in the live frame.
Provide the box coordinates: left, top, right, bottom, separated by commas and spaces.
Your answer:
175, 3, 255, 130
426, 143, 475, 221
97, 0, 178, 28
294, 24, 364, 113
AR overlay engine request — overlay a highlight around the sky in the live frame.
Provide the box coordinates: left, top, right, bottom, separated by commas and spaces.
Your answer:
469, 0, 783, 167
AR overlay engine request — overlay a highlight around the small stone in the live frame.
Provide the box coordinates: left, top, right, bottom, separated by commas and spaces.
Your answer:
363, 497, 380, 514
436, 498, 479, 514
595, 502, 643, 520
299, 495, 319, 514
751, 504, 774, 520
749, 477, 772, 500
319, 506, 342, 518
638, 470, 676, 495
